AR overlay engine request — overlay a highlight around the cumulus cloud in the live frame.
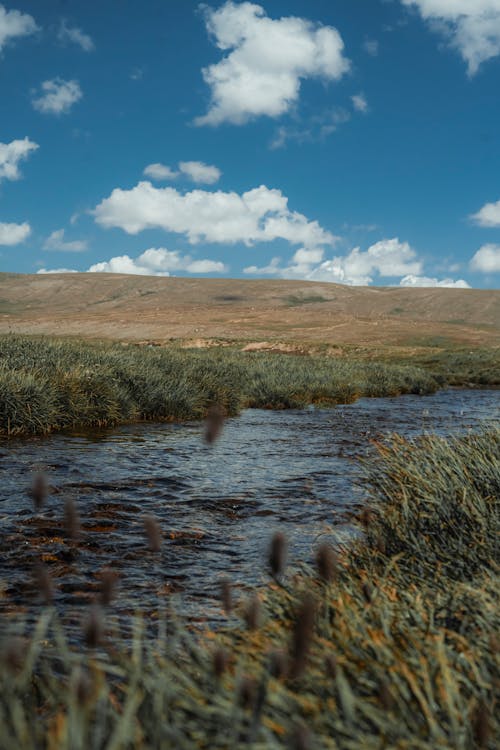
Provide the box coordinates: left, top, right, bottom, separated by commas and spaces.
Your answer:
94, 181, 336, 249
471, 198, 500, 227
400, 0, 500, 75
32, 78, 82, 115
469, 244, 500, 273
87, 247, 227, 275
0, 4, 38, 53
143, 161, 221, 183
245, 238, 424, 285
0, 137, 38, 182
351, 93, 368, 113
57, 20, 94, 51
0, 221, 31, 245
178, 161, 221, 184
37, 267, 78, 274
143, 163, 179, 181
399, 274, 470, 288
196, 1, 350, 126
43, 229, 88, 252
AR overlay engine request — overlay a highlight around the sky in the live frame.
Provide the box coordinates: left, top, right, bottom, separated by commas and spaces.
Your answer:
1, 0, 500, 289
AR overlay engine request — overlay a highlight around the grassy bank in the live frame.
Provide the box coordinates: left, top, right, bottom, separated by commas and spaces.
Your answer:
0, 430, 498, 748
0, 335, 442, 437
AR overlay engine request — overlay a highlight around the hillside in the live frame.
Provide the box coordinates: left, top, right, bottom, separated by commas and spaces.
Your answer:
0, 273, 499, 349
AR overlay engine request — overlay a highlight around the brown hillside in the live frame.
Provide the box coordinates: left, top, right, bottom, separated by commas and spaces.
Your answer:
0, 273, 498, 349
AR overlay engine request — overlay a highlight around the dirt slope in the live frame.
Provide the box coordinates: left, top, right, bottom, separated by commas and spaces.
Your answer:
0, 273, 498, 348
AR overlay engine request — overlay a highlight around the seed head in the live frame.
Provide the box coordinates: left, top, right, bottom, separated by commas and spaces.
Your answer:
30, 472, 48, 512
243, 594, 261, 631
290, 593, 316, 678
269, 531, 287, 579
362, 581, 373, 604
289, 725, 312, 750
1, 637, 25, 673
143, 515, 162, 552
34, 563, 54, 605
83, 605, 104, 649
205, 404, 225, 444
212, 647, 229, 679
378, 680, 395, 710
268, 650, 288, 680
220, 578, 232, 615
237, 676, 257, 710
98, 568, 118, 607
473, 699, 491, 748
315, 543, 337, 583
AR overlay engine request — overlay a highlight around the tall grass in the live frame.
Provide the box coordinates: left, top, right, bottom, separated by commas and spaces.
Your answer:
0, 335, 441, 436
0, 430, 498, 748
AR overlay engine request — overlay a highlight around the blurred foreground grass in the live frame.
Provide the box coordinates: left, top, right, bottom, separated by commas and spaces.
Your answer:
0, 430, 498, 748
2, 335, 498, 437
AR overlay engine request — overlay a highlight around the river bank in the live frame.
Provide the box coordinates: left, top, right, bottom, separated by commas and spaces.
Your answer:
0, 428, 498, 748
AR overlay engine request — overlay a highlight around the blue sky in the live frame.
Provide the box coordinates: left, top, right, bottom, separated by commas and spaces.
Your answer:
1, 0, 500, 288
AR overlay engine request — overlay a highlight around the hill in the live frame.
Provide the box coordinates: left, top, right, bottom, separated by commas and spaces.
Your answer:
0, 273, 498, 349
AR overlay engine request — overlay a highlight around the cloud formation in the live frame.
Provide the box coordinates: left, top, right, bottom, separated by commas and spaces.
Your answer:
0, 221, 31, 245
399, 274, 470, 288
143, 161, 222, 184
196, 1, 350, 126
245, 238, 424, 285
351, 93, 368, 113
0, 3, 37, 53
471, 198, 500, 227
32, 78, 82, 115
401, 1, 500, 75
94, 181, 335, 248
470, 244, 500, 272
88, 248, 227, 275
43, 229, 88, 252
57, 20, 94, 52
0, 137, 38, 182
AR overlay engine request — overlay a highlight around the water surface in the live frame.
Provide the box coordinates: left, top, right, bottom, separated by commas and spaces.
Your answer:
0, 388, 497, 628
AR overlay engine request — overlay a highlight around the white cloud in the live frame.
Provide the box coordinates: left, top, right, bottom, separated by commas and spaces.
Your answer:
270, 107, 351, 148
0, 221, 31, 245
399, 274, 470, 288
143, 161, 221, 183
178, 161, 221, 184
0, 137, 38, 182
32, 78, 82, 115
363, 39, 379, 56
0, 4, 38, 52
37, 267, 78, 274
245, 238, 423, 285
143, 163, 179, 181
57, 20, 94, 51
43, 229, 88, 252
401, 1, 500, 75
94, 181, 336, 248
196, 1, 350, 126
469, 244, 500, 273
471, 198, 500, 227
351, 93, 368, 113
87, 247, 227, 275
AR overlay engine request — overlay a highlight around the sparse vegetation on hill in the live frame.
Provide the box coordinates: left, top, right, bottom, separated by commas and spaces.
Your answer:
0, 430, 498, 748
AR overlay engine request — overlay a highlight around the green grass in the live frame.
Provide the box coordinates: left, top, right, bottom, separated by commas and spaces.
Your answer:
284, 294, 329, 307
0, 335, 441, 437
0, 430, 498, 748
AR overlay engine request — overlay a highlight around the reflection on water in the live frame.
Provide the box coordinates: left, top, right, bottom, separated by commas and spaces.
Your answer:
0, 389, 498, 628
